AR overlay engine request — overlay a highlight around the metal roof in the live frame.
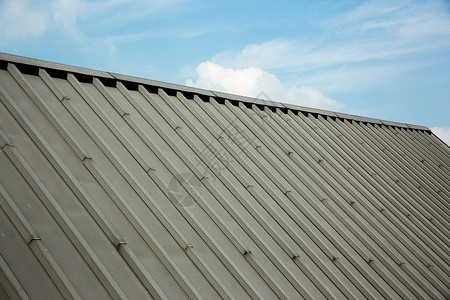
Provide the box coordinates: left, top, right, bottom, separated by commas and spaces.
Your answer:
0, 52, 449, 299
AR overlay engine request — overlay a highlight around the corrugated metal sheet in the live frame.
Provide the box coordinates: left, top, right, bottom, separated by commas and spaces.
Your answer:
0, 52, 449, 299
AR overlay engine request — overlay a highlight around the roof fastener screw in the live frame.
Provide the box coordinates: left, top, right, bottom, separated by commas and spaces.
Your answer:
82, 156, 92, 162
115, 241, 126, 249
0, 142, 13, 149
28, 237, 42, 245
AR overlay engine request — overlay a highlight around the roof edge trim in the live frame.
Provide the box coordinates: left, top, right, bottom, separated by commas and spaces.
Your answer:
0, 52, 430, 132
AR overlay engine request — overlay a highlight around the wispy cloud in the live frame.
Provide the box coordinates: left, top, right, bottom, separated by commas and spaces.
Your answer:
79, 0, 193, 31
99, 28, 207, 45
291, 59, 436, 92
51, 0, 87, 41
211, 0, 450, 92
0, 0, 194, 45
327, 0, 450, 40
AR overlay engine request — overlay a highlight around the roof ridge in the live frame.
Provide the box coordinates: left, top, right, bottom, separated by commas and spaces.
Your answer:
0, 52, 430, 132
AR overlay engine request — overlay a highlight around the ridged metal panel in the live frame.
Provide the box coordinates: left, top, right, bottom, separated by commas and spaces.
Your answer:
0, 54, 449, 299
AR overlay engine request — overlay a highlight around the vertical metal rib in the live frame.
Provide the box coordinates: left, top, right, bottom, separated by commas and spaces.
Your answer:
0, 253, 31, 300
175, 92, 356, 299
64, 74, 203, 299
117, 83, 268, 299
0, 180, 81, 300
0, 85, 128, 300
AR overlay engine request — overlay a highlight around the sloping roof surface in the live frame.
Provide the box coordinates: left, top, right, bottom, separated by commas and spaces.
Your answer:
0, 52, 449, 299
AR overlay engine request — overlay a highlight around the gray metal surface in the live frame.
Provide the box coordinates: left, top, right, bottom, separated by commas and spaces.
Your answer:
0, 53, 449, 299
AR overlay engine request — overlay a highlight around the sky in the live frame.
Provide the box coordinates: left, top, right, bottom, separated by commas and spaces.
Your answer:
1, 0, 449, 144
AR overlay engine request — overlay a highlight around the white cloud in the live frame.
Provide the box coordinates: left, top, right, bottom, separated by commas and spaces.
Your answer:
186, 62, 280, 96
0, 0, 48, 41
431, 127, 450, 146
286, 86, 342, 111
186, 61, 343, 111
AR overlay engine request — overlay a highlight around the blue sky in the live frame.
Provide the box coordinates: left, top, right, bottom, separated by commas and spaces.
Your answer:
1, 0, 449, 144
